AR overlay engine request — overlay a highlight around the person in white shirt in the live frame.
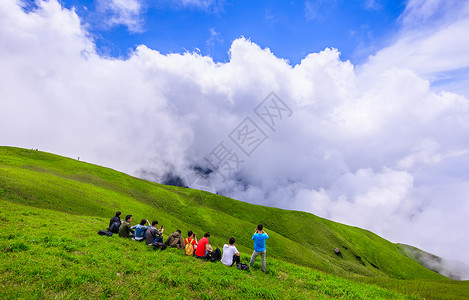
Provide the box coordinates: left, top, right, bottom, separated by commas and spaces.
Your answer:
221, 237, 240, 266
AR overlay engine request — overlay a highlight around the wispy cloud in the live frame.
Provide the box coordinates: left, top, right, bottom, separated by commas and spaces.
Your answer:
170, 0, 224, 13
206, 27, 223, 56
367, 0, 469, 97
304, 0, 336, 21
363, 0, 380, 10
97, 0, 145, 33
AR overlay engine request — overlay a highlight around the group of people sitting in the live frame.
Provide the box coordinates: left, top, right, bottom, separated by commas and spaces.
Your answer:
107, 211, 269, 271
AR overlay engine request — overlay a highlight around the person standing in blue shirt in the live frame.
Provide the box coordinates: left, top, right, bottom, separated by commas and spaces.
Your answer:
249, 224, 269, 272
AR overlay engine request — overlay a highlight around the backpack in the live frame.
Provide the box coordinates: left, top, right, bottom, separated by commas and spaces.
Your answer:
109, 221, 120, 234
98, 230, 113, 237
152, 241, 167, 250
185, 238, 194, 256
236, 263, 249, 271
209, 247, 222, 262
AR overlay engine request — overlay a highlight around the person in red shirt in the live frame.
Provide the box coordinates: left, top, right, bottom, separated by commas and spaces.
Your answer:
184, 230, 198, 255
195, 232, 213, 258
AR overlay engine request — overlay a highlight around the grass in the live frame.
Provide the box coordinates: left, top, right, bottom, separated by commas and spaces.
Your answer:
0, 146, 468, 299
0, 200, 414, 299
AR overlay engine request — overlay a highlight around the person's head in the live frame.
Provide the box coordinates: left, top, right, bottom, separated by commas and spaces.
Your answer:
140, 219, 146, 226
204, 232, 210, 239
152, 220, 158, 227
125, 215, 132, 222
115, 211, 121, 217
257, 224, 263, 231
188, 230, 193, 238
176, 230, 181, 234
229, 237, 235, 245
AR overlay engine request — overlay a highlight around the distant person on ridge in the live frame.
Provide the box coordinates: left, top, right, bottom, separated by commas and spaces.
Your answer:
221, 237, 240, 267
131, 219, 150, 241
195, 233, 213, 259
108, 211, 122, 233
145, 220, 164, 245
165, 230, 185, 249
184, 231, 198, 256
118, 215, 134, 238
249, 224, 269, 272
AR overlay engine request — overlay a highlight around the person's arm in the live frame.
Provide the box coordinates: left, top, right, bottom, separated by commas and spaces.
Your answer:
130, 225, 137, 229
155, 229, 163, 238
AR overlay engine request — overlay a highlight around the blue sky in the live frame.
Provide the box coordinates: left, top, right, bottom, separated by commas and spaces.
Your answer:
57, 0, 406, 64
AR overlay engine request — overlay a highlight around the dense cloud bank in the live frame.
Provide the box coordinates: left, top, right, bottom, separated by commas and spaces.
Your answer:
1, 0, 468, 278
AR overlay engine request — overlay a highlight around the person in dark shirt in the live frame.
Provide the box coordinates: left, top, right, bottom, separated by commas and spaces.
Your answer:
108, 211, 122, 233
145, 220, 164, 245
119, 215, 134, 238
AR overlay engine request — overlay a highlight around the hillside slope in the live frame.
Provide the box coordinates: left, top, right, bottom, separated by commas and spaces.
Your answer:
1, 199, 420, 299
0, 146, 444, 280
398, 243, 469, 280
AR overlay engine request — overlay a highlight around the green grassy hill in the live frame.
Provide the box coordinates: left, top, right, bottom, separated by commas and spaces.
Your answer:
397, 243, 469, 281
1, 146, 468, 299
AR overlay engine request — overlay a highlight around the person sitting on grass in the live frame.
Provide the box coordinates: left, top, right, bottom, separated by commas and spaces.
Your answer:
165, 230, 185, 249
194, 233, 213, 259
108, 211, 122, 233
249, 224, 269, 272
118, 215, 134, 238
221, 237, 240, 267
145, 220, 164, 245
184, 231, 198, 255
131, 219, 150, 241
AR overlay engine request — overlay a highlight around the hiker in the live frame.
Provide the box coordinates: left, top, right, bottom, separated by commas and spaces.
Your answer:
249, 224, 269, 272
145, 220, 164, 245
184, 231, 198, 256
195, 233, 213, 259
131, 219, 150, 241
221, 237, 240, 267
108, 211, 122, 233
165, 230, 185, 249
118, 215, 134, 238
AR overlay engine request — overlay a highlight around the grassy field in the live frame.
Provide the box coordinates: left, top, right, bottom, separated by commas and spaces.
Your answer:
0, 146, 468, 299
0, 200, 414, 299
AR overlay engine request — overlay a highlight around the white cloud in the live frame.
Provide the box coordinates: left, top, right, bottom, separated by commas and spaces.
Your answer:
1, 0, 469, 279
97, 0, 145, 32
366, 0, 469, 97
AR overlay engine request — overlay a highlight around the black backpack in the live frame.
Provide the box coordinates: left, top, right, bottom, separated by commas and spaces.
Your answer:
209, 247, 222, 262
109, 221, 120, 234
98, 230, 113, 237
152, 241, 167, 250
236, 263, 249, 271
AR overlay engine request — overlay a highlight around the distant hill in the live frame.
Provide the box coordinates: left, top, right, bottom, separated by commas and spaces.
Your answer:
398, 243, 469, 280
2, 146, 469, 299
